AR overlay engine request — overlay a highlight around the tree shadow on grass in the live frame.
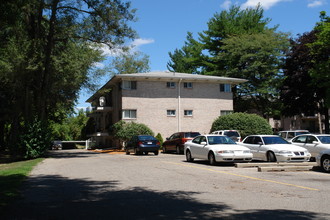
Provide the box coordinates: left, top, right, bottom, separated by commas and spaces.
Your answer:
2, 174, 329, 220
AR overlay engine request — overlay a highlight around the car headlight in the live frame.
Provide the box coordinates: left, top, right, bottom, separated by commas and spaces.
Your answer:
278, 150, 292, 154
217, 150, 234, 154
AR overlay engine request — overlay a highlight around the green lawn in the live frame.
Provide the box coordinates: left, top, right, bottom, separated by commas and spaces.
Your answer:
0, 158, 44, 213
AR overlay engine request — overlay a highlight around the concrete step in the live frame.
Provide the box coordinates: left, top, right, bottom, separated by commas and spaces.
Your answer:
258, 165, 314, 172
235, 162, 317, 168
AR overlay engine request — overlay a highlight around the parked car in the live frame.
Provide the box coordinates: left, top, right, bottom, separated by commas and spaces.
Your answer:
316, 149, 330, 173
211, 130, 241, 142
239, 135, 311, 162
184, 135, 253, 165
125, 135, 160, 155
163, 132, 200, 154
290, 134, 330, 159
278, 130, 310, 141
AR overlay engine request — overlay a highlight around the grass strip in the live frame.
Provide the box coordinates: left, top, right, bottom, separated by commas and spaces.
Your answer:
0, 158, 44, 213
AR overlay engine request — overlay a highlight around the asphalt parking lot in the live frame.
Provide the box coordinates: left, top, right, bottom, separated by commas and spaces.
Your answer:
4, 149, 330, 219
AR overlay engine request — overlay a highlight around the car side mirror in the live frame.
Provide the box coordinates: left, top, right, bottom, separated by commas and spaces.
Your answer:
257, 142, 263, 145
200, 141, 207, 145
166, 137, 169, 140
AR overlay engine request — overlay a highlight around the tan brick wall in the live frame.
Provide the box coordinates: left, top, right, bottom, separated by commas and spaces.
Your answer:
121, 80, 233, 139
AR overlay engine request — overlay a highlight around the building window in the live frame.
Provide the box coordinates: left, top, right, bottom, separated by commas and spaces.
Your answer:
221, 110, 233, 116
122, 81, 137, 90
184, 82, 193, 88
167, 110, 176, 116
166, 82, 176, 88
220, 84, 231, 92
122, 110, 137, 119
184, 110, 193, 116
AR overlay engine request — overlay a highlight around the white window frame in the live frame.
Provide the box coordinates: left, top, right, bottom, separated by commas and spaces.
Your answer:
220, 84, 231, 92
122, 81, 137, 90
184, 110, 193, 116
167, 110, 176, 116
166, 82, 176, 88
184, 82, 193, 89
122, 110, 137, 119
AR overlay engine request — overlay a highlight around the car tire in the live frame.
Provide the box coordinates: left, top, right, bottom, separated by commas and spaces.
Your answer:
154, 151, 159, 155
321, 155, 330, 173
186, 150, 194, 162
208, 152, 216, 165
163, 146, 167, 153
267, 151, 276, 162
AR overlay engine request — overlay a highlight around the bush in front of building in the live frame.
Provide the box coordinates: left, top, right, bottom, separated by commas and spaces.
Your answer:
155, 133, 164, 149
112, 120, 155, 148
211, 112, 273, 138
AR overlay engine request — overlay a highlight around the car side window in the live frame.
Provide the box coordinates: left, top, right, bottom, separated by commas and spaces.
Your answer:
306, 136, 317, 143
280, 132, 287, 139
200, 136, 207, 144
253, 137, 262, 144
192, 136, 201, 144
293, 136, 307, 143
288, 132, 295, 139
244, 136, 254, 144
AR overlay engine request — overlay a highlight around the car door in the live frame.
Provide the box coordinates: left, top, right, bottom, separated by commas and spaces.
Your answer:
164, 133, 178, 151
305, 136, 320, 157
242, 136, 260, 160
291, 135, 308, 148
197, 136, 209, 159
188, 136, 203, 159
252, 136, 264, 159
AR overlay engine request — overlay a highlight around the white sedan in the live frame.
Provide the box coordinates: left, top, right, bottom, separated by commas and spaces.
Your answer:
239, 135, 311, 162
316, 149, 330, 173
184, 135, 253, 165
290, 134, 330, 158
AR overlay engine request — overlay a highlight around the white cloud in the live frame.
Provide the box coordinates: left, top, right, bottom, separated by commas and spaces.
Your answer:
221, 0, 232, 9
99, 38, 155, 57
241, 0, 291, 10
307, 0, 325, 8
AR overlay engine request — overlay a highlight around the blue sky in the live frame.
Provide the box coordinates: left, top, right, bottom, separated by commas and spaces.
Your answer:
77, 0, 328, 108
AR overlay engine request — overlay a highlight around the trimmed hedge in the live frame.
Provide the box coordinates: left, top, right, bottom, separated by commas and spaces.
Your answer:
211, 113, 273, 138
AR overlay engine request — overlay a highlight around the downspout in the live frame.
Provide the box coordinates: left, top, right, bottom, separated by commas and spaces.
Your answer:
178, 78, 182, 132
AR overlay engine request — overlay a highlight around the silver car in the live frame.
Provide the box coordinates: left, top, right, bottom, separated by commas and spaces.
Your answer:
290, 134, 330, 158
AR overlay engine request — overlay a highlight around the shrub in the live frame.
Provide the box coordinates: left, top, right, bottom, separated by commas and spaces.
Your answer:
211, 113, 273, 138
155, 133, 164, 148
112, 121, 154, 148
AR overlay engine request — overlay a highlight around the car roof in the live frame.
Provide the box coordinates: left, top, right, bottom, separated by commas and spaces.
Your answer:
279, 130, 309, 132
247, 135, 280, 137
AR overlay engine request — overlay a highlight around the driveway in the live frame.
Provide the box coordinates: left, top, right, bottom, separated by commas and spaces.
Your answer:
3, 149, 330, 219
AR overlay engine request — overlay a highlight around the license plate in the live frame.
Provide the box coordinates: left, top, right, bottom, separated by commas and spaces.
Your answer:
147, 142, 152, 144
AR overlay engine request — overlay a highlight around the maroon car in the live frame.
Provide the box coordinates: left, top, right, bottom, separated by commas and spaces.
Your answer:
163, 132, 200, 154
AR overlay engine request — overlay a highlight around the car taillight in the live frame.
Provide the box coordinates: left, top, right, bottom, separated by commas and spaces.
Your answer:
156, 141, 160, 145
138, 141, 143, 145
182, 138, 188, 144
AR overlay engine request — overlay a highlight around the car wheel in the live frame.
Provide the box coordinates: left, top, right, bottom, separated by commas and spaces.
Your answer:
208, 152, 216, 165
321, 155, 330, 173
186, 150, 194, 162
154, 151, 159, 155
267, 151, 276, 162
163, 146, 167, 153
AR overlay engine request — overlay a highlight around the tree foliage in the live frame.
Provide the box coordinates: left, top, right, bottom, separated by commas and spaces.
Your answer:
108, 51, 150, 75
111, 120, 154, 147
211, 113, 273, 138
167, 5, 289, 118
0, 0, 136, 155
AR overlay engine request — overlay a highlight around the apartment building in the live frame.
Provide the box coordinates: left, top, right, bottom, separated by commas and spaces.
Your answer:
86, 71, 247, 148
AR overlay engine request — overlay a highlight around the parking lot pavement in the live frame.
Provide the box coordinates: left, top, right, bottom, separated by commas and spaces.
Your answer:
3, 149, 330, 220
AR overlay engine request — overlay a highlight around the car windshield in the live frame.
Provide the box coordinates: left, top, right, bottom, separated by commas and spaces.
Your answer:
184, 132, 200, 138
318, 136, 330, 144
263, 136, 289, 145
224, 131, 239, 137
138, 136, 156, 141
207, 136, 236, 145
